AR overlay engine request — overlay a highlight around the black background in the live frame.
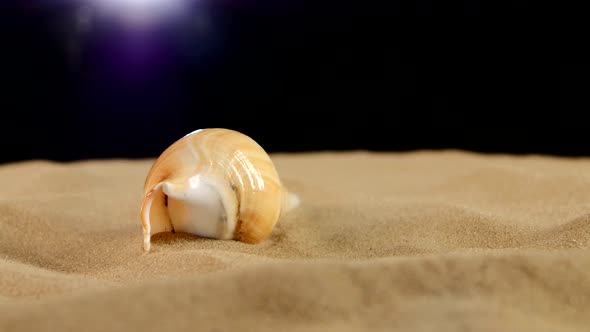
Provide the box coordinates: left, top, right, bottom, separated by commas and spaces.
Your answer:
0, 0, 580, 163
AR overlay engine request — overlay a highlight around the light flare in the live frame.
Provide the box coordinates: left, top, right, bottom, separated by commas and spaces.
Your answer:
90, 0, 187, 26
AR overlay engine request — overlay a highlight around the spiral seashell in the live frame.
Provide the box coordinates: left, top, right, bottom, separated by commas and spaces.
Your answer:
140, 128, 300, 252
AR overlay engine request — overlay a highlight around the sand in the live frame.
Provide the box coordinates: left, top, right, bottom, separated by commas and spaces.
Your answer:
0, 150, 589, 331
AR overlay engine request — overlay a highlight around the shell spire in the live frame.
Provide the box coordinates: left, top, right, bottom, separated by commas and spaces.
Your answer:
140, 128, 299, 252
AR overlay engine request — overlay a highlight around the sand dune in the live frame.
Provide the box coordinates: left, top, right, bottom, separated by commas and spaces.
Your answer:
1, 151, 589, 331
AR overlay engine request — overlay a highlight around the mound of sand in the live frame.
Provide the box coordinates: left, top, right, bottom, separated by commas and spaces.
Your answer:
1, 151, 589, 331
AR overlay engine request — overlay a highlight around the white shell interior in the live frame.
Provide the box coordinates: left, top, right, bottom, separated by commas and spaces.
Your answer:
160, 175, 237, 241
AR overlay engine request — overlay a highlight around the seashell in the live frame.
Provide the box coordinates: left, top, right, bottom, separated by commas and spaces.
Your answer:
140, 128, 300, 252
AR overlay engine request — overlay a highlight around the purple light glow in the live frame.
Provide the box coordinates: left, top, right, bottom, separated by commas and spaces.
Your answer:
70, 0, 201, 82
99, 32, 171, 83
67, 0, 220, 90
90, 0, 187, 27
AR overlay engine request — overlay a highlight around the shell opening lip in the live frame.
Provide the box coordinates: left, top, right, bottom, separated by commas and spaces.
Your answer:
140, 189, 154, 252
141, 178, 237, 252
141, 182, 167, 252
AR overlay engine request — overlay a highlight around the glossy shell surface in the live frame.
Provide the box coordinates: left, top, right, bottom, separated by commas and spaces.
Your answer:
140, 128, 295, 251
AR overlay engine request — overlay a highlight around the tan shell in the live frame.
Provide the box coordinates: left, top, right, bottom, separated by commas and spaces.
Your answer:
140, 128, 299, 251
